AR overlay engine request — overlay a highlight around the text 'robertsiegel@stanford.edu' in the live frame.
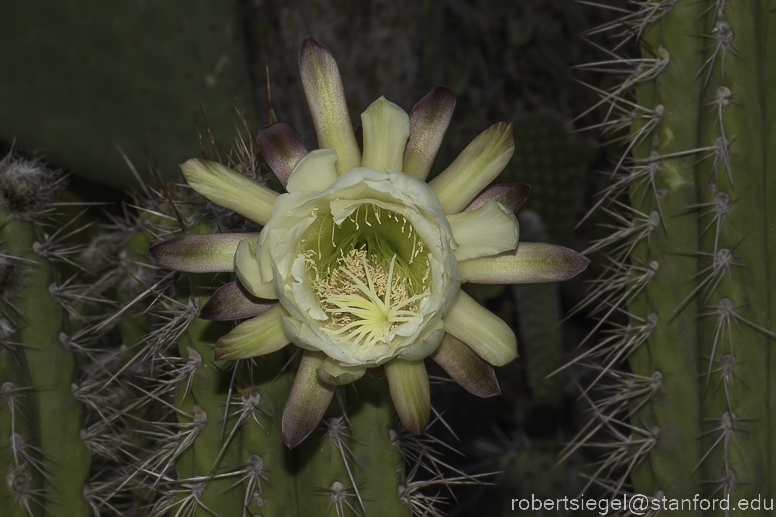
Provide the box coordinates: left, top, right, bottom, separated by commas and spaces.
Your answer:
511, 494, 776, 515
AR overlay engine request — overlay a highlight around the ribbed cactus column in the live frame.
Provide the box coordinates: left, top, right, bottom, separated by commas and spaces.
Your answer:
171, 221, 243, 516
693, 2, 772, 505
626, 2, 704, 501
238, 349, 299, 516
173, 314, 244, 516
0, 349, 40, 517
573, 0, 776, 511
0, 206, 90, 514
350, 374, 410, 516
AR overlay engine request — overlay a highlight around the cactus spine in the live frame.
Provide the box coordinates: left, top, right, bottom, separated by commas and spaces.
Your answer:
573, 0, 776, 511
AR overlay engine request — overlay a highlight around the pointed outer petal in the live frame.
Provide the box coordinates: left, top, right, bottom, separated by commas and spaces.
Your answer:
286, 149, 339, 193
444, 290, 517, 367
431, 333, 501, 398
403, 86, 456, 180
384, 358, 430, 435
464, 183, 531, 213
459, 242, 590, 284
282, 351, 335, 449
316, 358, 366, 386
255, 122, 308, 188
367, 366, 385, 379
299, 36, 361, 174
447, 200, 519, 262
180, 159, 279, 225
360, 96, 410, 173
199, 281, 276, 321
428, 122, 515, 214
214, 305, 290, 361
150, 233, 259, 273
234, 239, 277, 299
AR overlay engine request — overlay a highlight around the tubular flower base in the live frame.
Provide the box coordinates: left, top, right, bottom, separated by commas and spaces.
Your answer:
151, 37, 589, 448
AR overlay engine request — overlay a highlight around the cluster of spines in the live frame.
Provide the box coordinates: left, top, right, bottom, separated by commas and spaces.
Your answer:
567, 0, 776, 508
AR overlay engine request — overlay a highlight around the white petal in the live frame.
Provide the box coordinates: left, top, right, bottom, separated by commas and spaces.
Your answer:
272, 214, 317, 282
316, 359, 366, 385
258, 190, 320, 285
234, 239, 277, 299
447, 200, 519, 261
321, 167, 455, 248
361, 97, 410, 173
291, 254, 327, 320
257, 226, 274, 284
279, 313, 317, 351
286, 149, 340, 193
397, 320, 445, 361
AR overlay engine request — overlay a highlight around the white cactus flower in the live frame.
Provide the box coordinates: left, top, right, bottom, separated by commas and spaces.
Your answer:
151, 37, 589, 447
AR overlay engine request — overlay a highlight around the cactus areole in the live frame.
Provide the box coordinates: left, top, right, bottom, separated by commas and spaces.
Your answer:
151, 37, 589, 447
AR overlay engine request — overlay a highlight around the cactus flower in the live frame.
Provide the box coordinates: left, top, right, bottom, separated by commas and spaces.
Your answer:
151, 37, 589, 448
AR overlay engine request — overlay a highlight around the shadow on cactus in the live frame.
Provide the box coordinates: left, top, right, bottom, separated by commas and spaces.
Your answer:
151, 36, 590, 449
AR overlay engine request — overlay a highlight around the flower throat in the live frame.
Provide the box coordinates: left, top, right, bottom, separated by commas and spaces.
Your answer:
303, 203, 431, 350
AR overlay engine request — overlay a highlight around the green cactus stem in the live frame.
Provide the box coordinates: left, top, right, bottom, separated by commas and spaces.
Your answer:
0, 209, 91, 515
570, 1, 776, 511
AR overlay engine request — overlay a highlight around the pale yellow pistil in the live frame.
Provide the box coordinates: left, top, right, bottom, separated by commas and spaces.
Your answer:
317, 251, 428, 351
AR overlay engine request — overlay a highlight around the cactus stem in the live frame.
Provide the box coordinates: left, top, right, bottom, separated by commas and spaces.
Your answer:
611, 105, 665, 176
217, 359, 239, 444
667, 247, 740, 321
166, 479, 216, 517
700, 297, 776, 385
314, 480, 362, 516
9, 463, 45, 516
682, 189, 731, 258
696, 20, 738, 87
8, 433, 49, 481
324, 416, 366, 515
695, 411, 739, 472
582, 152, 665, 230
210, 388, 269, 472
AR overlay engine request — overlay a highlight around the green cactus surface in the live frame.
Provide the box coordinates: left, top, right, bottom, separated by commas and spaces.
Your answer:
571, 1, 776, 513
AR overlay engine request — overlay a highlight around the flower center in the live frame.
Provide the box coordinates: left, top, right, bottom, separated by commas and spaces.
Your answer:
303, 203, 431, 350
